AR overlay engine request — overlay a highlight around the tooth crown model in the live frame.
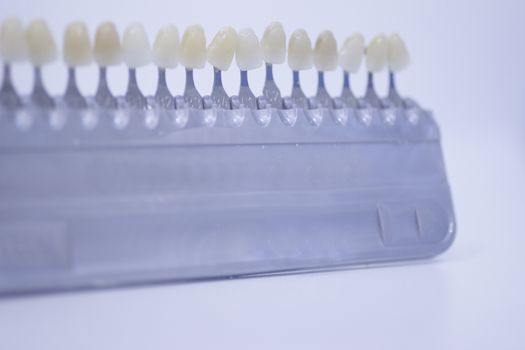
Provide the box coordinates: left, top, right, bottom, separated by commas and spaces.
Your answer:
0, 19, 455, 295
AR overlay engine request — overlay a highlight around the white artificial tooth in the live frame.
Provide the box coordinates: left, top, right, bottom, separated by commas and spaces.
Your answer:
153, 24, 179, 69
339, 33, 364, 73
261, 22, 286, 64
94, 21, 122, 67
63, 21, 92, 67
0, 17, 27, 62
314, 30, 338, 71
179, 24, 206, 69
235, 28, 262, 71
122, 23, 151, 68
388, 33, 410, 73
365, 34, 388, 73
26, 19, 57, 66
287, 29, 313, 71
207, 26, 237, 71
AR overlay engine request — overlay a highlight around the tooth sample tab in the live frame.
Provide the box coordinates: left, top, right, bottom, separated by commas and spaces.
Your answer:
153, 24, 179, 69
365, 34, 387, 73
153, 24, 179, 109
63, 21, 92, 67
314, 30, 338, 71
388, 33, 410, 72
0, 17, 27, 109
207, 26, 237, 71
236, 28, 262, 71
122, 23, 151, 68
179, 24, 206, 69
261, 22, 286, 64
63, 22, 92, 109
236, 28, 262, 109
287, 29, 313, 71
122, 23, 151, 109
0, 17, 27, 62
26, 19, 57, 108
261, 22, 286, 109
387, 34, 410, 108
338, 33, 364, 108
207, 27, 237, 109
94, 22, 122, 67
313, 30, 338, 108
287, 29, 312, 109
339, 33, 364, 73
180, 25, 206, 109
363, 34, 387, 108
94, 22, 122, 109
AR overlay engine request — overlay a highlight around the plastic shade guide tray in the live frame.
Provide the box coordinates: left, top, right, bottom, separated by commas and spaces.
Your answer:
0, 22, 455, 295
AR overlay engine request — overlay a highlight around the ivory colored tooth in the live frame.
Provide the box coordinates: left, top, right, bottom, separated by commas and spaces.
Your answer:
122, 23, 151, 68
26, 19, 57, 66
63, 21, 92, 67
207, 26, 237, 71
94, 22, 122, 67
261, 22, 286, 64
339, 33, 364, 73
388, 33, 410, 72
365, 34, 388, 73
0, 17, 27, 62
153, 24, 179, 69
235, 27, 262, 71
314, 30, 338, 71
179, 24, 206, 69
287, 29, 313, 71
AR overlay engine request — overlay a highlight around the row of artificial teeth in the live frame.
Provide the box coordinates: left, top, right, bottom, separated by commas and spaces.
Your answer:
0, 18, 410, 111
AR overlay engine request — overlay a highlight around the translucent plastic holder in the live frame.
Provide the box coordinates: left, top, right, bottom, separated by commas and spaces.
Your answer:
0, 98, 455, 295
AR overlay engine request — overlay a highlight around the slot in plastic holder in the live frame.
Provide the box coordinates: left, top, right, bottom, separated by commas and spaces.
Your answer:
0, 97, 455, 295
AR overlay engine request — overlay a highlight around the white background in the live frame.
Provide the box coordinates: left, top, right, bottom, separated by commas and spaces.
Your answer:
1, 0, 525, 349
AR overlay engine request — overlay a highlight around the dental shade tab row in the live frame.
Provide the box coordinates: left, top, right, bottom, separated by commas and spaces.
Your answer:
0, 18, 416, 132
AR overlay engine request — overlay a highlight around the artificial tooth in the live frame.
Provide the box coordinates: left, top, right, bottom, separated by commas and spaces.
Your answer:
63, 21, 92, 67
93, 22, 121, 109
287, 29, 313, 71
388, 33, 410, 73
179, 24, 206, 69
261, 22, 286, 64
122, 23, 151, 68
26, 19, 57, 109
94, 21, 122, 67
339, 33, 364, 73
365, 34, 387, 73
26, 19, 57, 66
153, 24, 179, 69
0, 17, 27, 63
236, 28, 262, 71
313, 30, 338, 71
207, 26, 237, 71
